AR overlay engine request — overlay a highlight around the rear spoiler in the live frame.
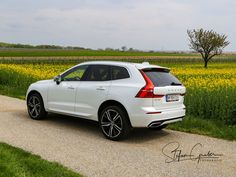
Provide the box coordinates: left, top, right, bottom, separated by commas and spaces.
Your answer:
141, 67, 170, 72
135, 63, 170, 71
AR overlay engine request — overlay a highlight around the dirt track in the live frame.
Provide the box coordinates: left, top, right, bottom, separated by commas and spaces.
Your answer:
0, 95, 235, 177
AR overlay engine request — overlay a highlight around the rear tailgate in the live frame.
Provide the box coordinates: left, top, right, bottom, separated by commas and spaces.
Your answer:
153, 86, 186, 109
142, 68, 186, 109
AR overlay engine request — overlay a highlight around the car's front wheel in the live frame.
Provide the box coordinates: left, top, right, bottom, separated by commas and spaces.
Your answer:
99, 106, 130, 140
27, 93, 47, 120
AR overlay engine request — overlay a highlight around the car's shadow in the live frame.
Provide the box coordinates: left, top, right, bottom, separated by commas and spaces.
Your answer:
41, 113, 170, 143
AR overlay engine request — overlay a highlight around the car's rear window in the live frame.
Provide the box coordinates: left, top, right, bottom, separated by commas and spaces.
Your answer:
143, 68, 182, 87
111, 66, 130, 80
84, 65, 110, 81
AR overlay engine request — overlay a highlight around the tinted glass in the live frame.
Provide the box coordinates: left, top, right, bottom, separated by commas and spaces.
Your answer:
84, 65, 110, 81
62, 65, 88, 81
111, 66, 130, 80
143, 69, 182, 87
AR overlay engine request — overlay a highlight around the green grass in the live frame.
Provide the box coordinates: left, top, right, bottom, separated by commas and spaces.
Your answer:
0, 68, 37, 99
0, 48, 199, 57
0, 85, 26, 99
168, 116, 236, 140
0, 142, 83, 177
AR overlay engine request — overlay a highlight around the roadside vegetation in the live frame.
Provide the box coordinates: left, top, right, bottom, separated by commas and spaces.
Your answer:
0, 58, 235, 140
168, 116, 236, 140
0, 142, 82, 177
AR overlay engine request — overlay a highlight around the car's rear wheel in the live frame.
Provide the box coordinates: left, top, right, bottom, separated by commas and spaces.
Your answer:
27, 93, 47, 120
99, 106, 130, 140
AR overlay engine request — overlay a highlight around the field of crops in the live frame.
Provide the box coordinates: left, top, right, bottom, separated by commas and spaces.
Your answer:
0, 59, 235, 126
0, 48, 199, 57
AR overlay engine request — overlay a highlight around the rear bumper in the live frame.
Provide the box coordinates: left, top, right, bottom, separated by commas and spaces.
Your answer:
129, 106, 185, 127
148, 116, 184, 128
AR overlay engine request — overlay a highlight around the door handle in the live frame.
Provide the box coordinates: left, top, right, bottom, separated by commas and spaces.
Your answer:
96, 87, 105, 91
67, 86, 75, 90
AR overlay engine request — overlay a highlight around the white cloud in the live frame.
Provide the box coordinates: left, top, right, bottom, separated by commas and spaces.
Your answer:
0, 0, 235, 51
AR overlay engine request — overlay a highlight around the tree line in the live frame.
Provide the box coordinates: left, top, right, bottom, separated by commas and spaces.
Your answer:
0, 42, 86, 50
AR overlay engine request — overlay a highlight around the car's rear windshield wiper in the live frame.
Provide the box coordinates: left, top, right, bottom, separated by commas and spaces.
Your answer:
170, 82, 182, 86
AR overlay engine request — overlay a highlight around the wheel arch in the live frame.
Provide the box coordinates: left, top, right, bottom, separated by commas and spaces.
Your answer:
27, 89, 48, 110
27, 90, 42, 101
98, 100, 132, 127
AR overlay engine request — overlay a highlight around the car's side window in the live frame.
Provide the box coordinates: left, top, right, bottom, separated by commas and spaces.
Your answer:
111, 66, 130, 80
83, 65, 110, 81
62, 65, 88, 81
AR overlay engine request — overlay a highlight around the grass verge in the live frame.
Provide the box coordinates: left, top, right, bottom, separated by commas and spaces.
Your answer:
168, 116, 236, 140
0, 85, 26, 99
0, 142, 83, 177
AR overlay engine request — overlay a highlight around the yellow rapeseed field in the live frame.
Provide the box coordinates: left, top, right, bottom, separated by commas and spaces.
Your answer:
171, 67, 236, 89
0, 64, 71, 80
0, 62, 235, 124
1, 63, 235, 89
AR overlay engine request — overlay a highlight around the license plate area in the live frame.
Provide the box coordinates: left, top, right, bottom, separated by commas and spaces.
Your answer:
166, 94, 179, 102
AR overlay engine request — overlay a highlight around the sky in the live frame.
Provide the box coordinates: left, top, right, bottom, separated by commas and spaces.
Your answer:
0, 0, 236, 51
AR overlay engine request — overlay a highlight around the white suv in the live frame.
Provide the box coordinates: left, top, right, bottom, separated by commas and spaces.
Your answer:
26, 61, 186, 140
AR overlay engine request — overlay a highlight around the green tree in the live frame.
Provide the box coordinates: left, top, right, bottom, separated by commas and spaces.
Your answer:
121, 46, 127, 52
187, 28, 229, 68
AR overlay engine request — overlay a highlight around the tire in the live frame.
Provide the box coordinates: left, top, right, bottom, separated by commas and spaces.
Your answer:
99, 106, 131, 141
149, 124, 168, 131
27, 93, 47, 120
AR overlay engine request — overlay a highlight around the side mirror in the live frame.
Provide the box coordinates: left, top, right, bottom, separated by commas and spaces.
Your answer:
54, 75, 61, 85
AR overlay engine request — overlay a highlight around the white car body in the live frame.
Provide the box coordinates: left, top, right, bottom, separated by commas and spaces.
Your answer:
26, 61, 186, 139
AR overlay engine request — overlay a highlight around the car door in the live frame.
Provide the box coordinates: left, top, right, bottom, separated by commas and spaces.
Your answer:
47, 65, 88, 114
75, 65, 111, 121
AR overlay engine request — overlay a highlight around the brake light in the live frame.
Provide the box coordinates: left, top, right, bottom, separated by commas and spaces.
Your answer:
136, 70, 164, 98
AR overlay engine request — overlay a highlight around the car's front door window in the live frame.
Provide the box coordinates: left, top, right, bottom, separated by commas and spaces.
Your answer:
62, 65, 88, 81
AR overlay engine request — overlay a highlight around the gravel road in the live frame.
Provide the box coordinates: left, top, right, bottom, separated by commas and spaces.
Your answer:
0, 95, 235, 177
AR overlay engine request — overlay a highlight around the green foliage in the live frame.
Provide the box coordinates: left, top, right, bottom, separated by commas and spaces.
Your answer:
185, 87, 236, 125
0, 68, 36, 98
187, 28, 230, 68
0, 42, 34, 49
168, 116, 236, 140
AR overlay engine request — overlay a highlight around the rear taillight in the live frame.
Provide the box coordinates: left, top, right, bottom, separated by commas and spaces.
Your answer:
136, 70, 164, 98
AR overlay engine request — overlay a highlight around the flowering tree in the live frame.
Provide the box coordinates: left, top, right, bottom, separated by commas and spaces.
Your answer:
187, 28, 229, 68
